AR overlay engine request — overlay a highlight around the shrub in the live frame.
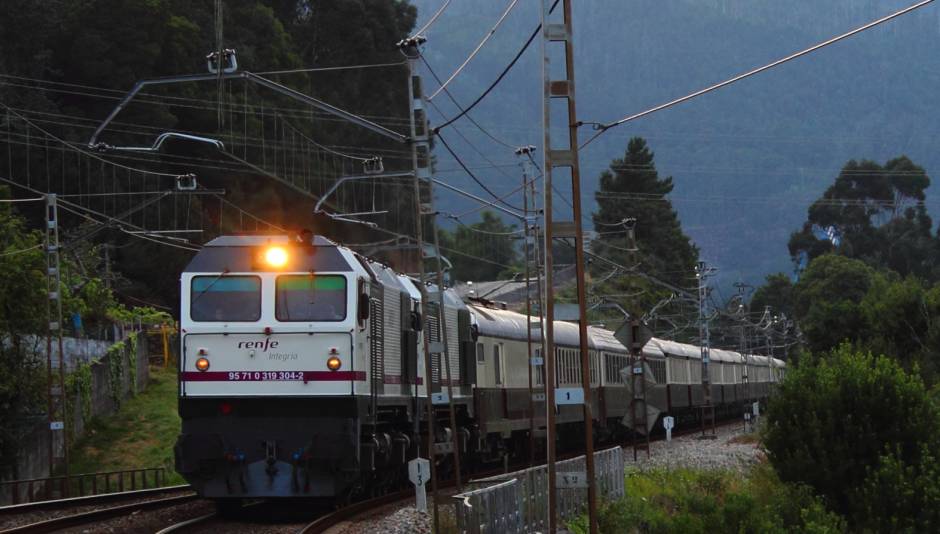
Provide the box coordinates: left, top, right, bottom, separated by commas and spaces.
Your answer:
764, 345, 940, 531
567, 466, 843, 534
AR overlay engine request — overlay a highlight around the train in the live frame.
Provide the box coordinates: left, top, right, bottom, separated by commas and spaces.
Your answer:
173, 234, 784, 505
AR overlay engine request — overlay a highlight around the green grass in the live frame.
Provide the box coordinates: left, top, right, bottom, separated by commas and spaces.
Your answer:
567, 465, 846, 534
69, 365, 183, 485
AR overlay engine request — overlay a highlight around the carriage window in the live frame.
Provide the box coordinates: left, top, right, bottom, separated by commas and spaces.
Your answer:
190, 276, 261, 322
477, 343, 485, 364
276, 275, 347, 321
494, 345, 503, 385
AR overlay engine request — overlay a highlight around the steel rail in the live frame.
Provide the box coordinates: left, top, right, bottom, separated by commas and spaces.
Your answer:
0, 493, 199, 534
0, 484, 192, 516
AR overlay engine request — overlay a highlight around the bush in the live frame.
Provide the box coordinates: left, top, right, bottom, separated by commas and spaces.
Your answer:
567, 465, 843, 534
764, 345, 940, 531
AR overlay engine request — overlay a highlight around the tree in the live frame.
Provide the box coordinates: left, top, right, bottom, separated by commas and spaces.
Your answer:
0, 189, 52, 476
788, 156, 939, 281
764, 345, 940, 531
439, 211, 520, 283
589, 137, 698, 320
750, 273, 795, 320
792, 255, 878, 353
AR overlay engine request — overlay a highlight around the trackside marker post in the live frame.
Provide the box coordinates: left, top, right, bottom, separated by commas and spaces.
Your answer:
408, 458, 430, 512
663, 416, 675, 442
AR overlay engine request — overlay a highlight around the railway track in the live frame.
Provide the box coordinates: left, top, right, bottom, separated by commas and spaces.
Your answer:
0, 485, 200, 533
0, 418, 746, 533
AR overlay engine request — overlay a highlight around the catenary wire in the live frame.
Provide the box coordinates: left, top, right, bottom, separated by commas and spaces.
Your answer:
432, 0, 560, 132
410, 0, 452, 39
428, 0, 520, 101
435, 132, 524, 212
580, 0, 937, 149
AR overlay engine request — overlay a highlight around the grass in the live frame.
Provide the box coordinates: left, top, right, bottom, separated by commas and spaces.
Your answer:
68, 365, 183, 485
566, 464, 846, 534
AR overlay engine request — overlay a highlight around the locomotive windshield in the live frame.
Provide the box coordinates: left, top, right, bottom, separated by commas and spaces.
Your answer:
190, 275, 261, 322
275, 274, 347, 322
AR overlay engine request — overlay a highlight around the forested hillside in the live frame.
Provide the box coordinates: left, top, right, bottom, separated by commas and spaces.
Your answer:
0, 1, 418, 308
413, 0, 940, 287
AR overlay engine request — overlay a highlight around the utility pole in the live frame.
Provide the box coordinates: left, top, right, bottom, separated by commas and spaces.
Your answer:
400, 37, 464, 532
517, 145, 540, 466
734, 282, 751, 407
45, 194, 68, 492
539, 1, 597, 532
696, 261, 717, 438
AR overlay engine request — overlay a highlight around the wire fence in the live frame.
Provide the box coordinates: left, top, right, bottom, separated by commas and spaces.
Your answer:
453, 446, 625, 533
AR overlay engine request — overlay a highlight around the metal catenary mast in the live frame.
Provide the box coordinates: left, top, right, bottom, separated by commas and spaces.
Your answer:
539, 0, 597, 531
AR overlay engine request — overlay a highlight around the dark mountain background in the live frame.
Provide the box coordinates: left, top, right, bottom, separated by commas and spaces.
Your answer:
413, 0, 940, 290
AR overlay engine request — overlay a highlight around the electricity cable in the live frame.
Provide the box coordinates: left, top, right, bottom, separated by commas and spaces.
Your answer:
581, 0, 937, 149
428, 0, 520, 101
435, 132, 524, 212
432, 0, 560, 133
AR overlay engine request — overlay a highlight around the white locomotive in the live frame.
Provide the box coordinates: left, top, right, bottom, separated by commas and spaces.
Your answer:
174, 234, 784, 504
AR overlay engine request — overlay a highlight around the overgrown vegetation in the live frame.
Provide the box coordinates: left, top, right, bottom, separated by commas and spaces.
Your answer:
69, 366, 183, 484
764, 345, 940, 532
568, 466, 843, 534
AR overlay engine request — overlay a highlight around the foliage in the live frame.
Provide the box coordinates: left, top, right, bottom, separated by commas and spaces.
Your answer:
65, 362, 93, 424
437, 211, 520, 282
785, 254, 940, 380
750, 272, 795, 320
763, 345, 940, 531
788, 156, 940, 281
69, 366, 184, 485
589, 137, 699, 319
567, 465, 844, 534
126, 333, 138, 395
105, 339, 127, 406
108, 304, 173, 326
791, 255, 877, 353
0, 187, 52, 472
0, 1, 418, 309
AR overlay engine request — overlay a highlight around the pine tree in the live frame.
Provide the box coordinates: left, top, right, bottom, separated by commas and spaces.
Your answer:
592, 137, 698, 289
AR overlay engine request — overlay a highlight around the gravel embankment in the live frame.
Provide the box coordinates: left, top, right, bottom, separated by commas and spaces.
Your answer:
331, 506, 432, 534
626, 422, 763, 472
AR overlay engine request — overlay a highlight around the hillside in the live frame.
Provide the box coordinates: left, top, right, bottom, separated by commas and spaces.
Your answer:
413, 0, 940, 287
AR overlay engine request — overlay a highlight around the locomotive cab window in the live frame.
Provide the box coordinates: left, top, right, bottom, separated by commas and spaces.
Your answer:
276, 275, 347, 321
190, 275, 261, 322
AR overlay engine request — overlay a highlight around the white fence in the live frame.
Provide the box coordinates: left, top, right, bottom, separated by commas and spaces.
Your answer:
454, 446, 625, 533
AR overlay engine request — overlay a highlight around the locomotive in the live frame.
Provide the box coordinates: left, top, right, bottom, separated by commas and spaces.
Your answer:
173, 234, 784, 505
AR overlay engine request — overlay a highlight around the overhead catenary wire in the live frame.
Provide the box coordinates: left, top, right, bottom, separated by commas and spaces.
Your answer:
580, 0, 937, 149
410, 0, 453, 39
435, 132, 524, 212
432, 0, 560, 133
428, 0, 520, 101
1, 103, 180, 177
421, 56, 516, 150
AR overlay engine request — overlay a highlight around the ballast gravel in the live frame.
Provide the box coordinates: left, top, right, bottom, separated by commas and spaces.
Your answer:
626, 421, 763, 473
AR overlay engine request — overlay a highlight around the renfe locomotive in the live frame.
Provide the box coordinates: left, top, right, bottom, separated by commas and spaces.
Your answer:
173, 234, 784, 507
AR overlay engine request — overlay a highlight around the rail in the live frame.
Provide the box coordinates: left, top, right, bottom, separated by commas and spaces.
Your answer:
0, 467, 166, 505
454, 446, 625, 533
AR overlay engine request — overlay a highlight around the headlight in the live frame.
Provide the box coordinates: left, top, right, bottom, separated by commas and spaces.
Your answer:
195, 357, 210, 372
264, 246, 288, 268
327, 356, 342, 371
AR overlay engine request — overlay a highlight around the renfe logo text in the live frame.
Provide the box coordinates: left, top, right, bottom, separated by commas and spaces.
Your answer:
238, 339, 280, 352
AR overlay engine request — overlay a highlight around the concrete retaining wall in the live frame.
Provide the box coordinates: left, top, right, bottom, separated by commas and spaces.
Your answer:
0, 333, 151, 503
